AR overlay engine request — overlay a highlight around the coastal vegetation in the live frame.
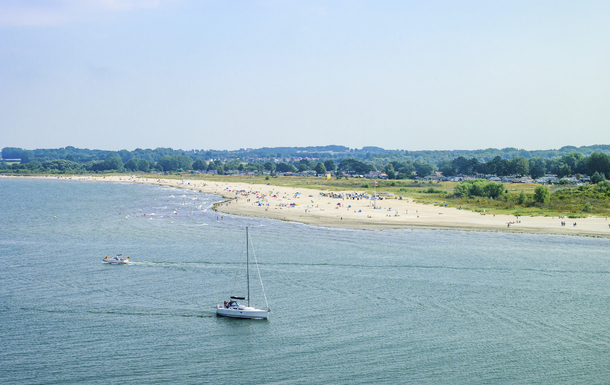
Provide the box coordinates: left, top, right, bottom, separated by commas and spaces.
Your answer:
3, 146, 610, 181
6, 144, 610, 166
438, 152, 610, 179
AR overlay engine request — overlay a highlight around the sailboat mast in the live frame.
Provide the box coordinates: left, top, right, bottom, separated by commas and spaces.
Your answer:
246, 226, 250, 307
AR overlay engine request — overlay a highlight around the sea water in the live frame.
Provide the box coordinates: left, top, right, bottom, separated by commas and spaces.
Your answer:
1, 178, 610, 384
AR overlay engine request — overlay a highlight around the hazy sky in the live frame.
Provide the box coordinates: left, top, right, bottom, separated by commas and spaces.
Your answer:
1, 0, 609, 152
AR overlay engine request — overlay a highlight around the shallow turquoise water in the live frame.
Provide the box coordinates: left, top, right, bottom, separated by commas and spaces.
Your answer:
1, 178, 610, 384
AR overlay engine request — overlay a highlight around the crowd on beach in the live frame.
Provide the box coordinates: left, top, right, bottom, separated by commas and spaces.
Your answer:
10, 174, 610, 237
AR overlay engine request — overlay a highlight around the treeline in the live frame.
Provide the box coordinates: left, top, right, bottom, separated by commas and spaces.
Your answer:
437, 152, 610, 179
3, 144, 610, 165
2, 146, 610, 180
365, 144, 610, 165
0, 146, 198, 164
0, 149, 439, 178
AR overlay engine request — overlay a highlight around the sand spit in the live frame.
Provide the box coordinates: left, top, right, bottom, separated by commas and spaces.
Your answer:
6, 174, 610, 238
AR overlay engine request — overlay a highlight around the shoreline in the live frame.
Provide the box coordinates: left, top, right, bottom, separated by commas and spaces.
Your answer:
4, 174, 610, 238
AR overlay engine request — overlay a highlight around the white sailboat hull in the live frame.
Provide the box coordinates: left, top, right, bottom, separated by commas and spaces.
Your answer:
216, 305, 268, 319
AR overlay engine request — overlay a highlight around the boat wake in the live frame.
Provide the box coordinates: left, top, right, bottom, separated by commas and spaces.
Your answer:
18, 306, 216, 318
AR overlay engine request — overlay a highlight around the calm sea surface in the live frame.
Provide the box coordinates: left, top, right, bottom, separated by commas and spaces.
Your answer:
1, 178, 610, 384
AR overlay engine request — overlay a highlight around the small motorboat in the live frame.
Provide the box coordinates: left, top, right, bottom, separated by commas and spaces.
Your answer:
102, 254, 130, 264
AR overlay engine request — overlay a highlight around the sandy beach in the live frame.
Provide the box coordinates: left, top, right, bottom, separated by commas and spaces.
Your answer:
8, 174, 610, 238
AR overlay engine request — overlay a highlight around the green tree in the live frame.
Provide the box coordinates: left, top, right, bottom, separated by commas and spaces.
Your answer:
338, 158, 374, 174
314, 162, 327, 176
224, 159, 241, 171
384, 163, 396, 179
245, 162, 261, 172
517, 190, 526, 204
413, 161, 434, 177
530, 164, 545, 179
555, 163, 572, 178
124, 158, 140, 171
177, 155, 193, 170
484, 156, 510, 176
483, 182, 504, 199
118, 150, 132, 163
453, 156, 477, 175
101, 157, 123, 171
528, 158, 546, 179
192, 159, 207, 171
587, 152, 610, 178
298, 159, 311, 171
509, 157, 529, 176
158, 155, 192, 172
263, 161, 275, 172
20, 150, 32, 164
453, 179, 503, 199
470, 180, 486, 197
591, 171, 606, 184
324, 159, 336, 172
138, 159, 150, 172
276, 163, 296, 173
158, 156, 178, 172
1, 147, 23, 159
390, 161, 415, 179
205, 160, 221, 173
561, 152, 586, 174
38, 159, 80, 172
453, 183, 470, 197
437, 160, 457, 177
533, 185, 550, 203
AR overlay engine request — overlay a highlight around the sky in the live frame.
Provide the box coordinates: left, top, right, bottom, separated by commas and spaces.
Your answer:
1, 0, 609, 152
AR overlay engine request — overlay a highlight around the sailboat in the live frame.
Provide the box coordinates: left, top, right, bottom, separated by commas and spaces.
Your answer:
216, 227, 270, 319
